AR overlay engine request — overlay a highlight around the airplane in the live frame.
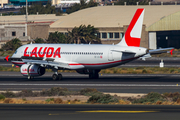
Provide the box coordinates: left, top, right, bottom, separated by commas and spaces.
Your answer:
4, 8, 173, 80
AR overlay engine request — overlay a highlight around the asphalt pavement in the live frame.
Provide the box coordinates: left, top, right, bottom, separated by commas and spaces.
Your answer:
0, 72, 180, 93
0, 104, 180, 120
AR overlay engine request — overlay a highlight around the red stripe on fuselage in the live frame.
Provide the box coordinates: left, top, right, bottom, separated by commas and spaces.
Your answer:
69, 57, 138, 66
21, 73, 39, 75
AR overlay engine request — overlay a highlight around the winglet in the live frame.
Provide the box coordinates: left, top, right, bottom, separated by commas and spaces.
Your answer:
5, 55, 9, 62
169, 49, 174, 55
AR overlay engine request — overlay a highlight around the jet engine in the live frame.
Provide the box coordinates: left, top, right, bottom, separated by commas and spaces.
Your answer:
20, 64, 45, 76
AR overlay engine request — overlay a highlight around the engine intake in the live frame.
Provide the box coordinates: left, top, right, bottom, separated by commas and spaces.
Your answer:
20, 64, 45, 76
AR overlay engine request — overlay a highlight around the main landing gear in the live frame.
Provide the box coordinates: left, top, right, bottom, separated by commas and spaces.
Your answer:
52, 68, 62, 81
52, 73, 62, 81
89, 70, 100, 79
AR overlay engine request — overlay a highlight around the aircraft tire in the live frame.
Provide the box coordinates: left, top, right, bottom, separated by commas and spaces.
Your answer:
28, 76, 33, 79
58, 74, 62, 80
89, 72, 99, 79
52, 74, 58, 80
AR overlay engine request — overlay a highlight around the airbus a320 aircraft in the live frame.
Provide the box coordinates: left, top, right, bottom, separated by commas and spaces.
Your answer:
5, 8, 173, 80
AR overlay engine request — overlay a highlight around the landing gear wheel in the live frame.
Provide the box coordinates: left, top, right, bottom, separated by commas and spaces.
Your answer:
58, 74, 62, 80
95, 73, 99, 79
89, 73, 99, 79
52, 74, 63, 80
52, 74, 58, 81
89, 73, 94, 79
28, 76, 33, 79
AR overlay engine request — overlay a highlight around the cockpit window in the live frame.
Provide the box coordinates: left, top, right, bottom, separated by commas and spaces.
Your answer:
14, 50, 17, 54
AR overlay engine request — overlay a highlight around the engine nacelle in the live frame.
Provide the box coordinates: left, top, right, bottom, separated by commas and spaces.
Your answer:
20, 64, 45, 76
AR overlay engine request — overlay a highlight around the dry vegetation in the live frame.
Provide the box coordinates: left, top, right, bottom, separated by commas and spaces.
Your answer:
0, 50, 14, 57
0, 87, 180, 105
100, 67, 180, 74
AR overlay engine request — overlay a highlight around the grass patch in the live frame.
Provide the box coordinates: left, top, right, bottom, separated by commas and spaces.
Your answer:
0, 94, 5, 100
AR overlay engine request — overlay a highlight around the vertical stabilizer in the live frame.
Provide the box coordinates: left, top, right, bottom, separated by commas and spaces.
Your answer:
117, 8, 145, 47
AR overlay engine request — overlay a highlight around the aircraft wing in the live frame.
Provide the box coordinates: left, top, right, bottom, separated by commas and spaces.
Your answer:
112, 50, 136, 54
21, 57, 84, 70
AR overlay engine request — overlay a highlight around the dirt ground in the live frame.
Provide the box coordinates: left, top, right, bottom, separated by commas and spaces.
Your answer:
15, 93, 146, 102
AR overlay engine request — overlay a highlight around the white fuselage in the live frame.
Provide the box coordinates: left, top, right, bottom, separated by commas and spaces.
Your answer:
11, 44, 147, 70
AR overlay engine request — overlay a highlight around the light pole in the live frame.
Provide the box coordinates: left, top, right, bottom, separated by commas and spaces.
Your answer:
25, 0, 28, 36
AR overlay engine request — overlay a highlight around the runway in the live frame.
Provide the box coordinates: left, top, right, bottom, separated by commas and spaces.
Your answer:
0, 104, 180, 120
0, 72, 180, 93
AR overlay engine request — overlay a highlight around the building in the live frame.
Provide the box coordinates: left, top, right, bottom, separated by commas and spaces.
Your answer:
1, 5, 180, 49
0, 0, 8, 7
0, 14, 62, 48
50, 5, 180, 49
9, 0, 50, 6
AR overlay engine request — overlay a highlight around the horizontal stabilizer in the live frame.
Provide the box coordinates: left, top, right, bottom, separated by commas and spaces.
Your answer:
149, 48, 174, 55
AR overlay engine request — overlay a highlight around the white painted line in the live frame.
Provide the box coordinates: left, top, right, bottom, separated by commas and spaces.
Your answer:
0, 64, 12, 65
0, 84, 179, 87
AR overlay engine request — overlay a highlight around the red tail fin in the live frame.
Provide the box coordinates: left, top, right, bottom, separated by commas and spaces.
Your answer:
117, 8, 145, 47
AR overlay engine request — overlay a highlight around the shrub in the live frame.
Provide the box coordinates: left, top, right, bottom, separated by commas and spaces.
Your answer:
164, 92, 180, 98
20, 90, 33, 97
4, 98, 13, 103
80, 88, 99, 96
163, 92, 169, 97
156, 101, 162, 105
87, 94, 118, 104
133, 92, 165, 104
54, 98, 63, 104
172, 96, 180, 102
142, 69, 147, 74
45, 98, 54, 102
0, 94, 5, 100
170, 69, 175, 73
177, 99, 180, 104
2, 91, 16, 98
22, 98, 26, 101
40, 87, 68, 96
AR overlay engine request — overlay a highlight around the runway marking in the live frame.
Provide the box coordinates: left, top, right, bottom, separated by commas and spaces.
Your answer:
77, 110, 158, 113
0, 83, 179, 87
49, 114, 59, 115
